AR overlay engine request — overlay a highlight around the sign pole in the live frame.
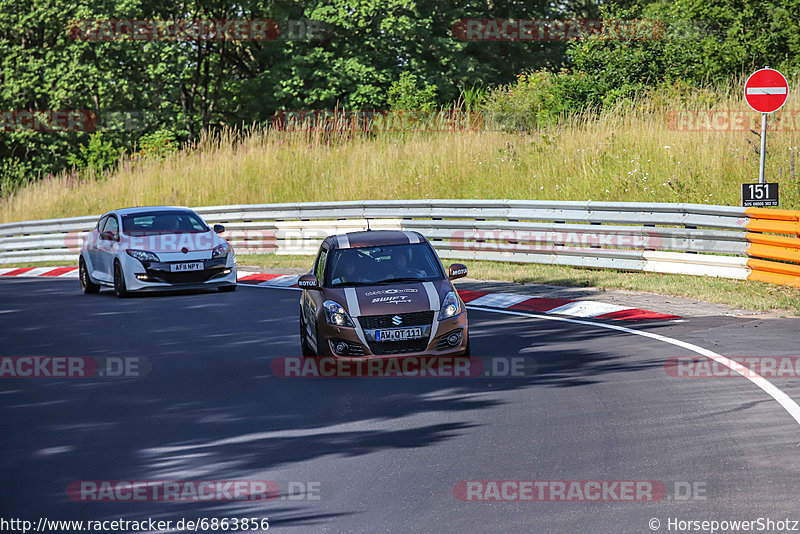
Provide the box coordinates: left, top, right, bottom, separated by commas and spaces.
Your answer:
759, 112, 767, 184
741, 67, 787, 206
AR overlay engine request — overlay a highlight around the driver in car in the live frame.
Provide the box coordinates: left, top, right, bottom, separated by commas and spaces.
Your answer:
331, 260, 364, 285
388, 250, 427, 279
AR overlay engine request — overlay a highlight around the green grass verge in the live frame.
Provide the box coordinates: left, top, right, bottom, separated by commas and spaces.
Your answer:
236, 254, 800, 315
237, 254, 313, 271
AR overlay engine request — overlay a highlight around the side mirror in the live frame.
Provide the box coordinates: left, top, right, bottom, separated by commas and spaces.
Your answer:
448, 263, 468, 280
213, 224, 225, 235
298, 274, 320, 290
99, 231, 116, 241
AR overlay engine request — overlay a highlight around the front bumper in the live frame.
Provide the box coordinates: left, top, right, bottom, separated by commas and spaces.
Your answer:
122, 254, 237, 291
317, 312, 468, 358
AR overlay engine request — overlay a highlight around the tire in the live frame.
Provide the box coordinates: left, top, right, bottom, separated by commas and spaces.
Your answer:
113, 260, 127, 298
79, 257, 100, 294
219, 284, 237, 292
299, 313, 316, 357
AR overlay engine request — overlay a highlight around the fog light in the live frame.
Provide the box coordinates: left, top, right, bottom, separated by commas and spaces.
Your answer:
446, 332, 462, 346
334, 342, 348, 355
223, 268, 231, 274
135, 274, 148, 281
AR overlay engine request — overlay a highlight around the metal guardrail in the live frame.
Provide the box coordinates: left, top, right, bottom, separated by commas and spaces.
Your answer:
1, 200, 798, 286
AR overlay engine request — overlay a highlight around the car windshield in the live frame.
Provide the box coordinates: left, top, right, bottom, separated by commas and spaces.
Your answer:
121, 211, 209, 235
326, 243, 444, 287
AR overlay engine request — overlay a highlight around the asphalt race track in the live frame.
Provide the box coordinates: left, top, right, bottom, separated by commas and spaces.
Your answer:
1, 277, 800, 533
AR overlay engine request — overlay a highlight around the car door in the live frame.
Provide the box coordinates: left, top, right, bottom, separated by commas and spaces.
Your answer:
85, 215, 107, 275
95, 215, 120, 282
304, 244, 328, 344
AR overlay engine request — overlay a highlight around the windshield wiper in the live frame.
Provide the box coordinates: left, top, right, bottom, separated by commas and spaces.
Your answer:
374, 277, 427, 284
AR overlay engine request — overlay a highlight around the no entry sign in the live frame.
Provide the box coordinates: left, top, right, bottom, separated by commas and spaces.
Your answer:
741, 67, 789, 199
744, 68, 789, 114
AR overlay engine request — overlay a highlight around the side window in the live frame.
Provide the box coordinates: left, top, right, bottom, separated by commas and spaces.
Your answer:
102, 216, 119, 238
315, 248, 328, 283
96, 215, 108, 231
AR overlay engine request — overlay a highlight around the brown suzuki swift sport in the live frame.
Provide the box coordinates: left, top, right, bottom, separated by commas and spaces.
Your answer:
298, 230, 469, 358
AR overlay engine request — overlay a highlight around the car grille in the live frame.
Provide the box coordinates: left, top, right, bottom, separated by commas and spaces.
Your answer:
145, 267, 226, 284
359, 311, 434, 329
368, 338, 430, 355
347, 345, 365, 356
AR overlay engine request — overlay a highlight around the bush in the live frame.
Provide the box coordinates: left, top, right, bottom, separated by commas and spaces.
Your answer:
477, 3, 748, 131
480, 70, 600, 131
564, 1, 800, 101
0, 157, 30, 198
459, 85, 487, 112
136, 130, 178, 160
387, 72, 437, 112
66, 132, 123, 178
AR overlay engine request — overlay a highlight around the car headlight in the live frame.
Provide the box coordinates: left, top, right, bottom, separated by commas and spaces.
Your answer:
212, 242, 230, 258
323, 300, 354, 327
126, 249, 160, 263
438, 291, 462, 320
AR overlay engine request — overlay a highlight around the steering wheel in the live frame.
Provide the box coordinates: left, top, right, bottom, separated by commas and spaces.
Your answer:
391, 267, 427, 279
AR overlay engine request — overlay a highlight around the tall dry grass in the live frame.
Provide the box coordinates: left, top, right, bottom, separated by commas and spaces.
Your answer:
2, 82, 799, 224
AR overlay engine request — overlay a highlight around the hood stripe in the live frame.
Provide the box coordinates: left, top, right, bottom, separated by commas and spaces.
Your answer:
343, 287, 361, 317
423, 282, 441, 344
343, 288, 370, 348
351, 318, 370, 349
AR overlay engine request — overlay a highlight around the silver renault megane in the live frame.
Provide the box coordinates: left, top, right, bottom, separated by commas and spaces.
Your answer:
79, 206, 237, 297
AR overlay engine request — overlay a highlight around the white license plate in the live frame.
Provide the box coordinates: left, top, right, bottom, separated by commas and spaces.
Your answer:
375, 327, 423, 342
170, 262, 204, 272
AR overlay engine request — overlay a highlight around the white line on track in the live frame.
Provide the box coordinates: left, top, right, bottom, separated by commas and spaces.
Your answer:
10, 276, 793, 426
239, 283, 800, 428
467, 305, 800, 428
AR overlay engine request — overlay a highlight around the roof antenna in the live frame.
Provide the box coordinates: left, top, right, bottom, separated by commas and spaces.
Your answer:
366, 218, 372, 231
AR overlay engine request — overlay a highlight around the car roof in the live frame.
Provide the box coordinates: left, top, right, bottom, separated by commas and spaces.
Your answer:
327, 230, 426, 250
105, 206, 193, 217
